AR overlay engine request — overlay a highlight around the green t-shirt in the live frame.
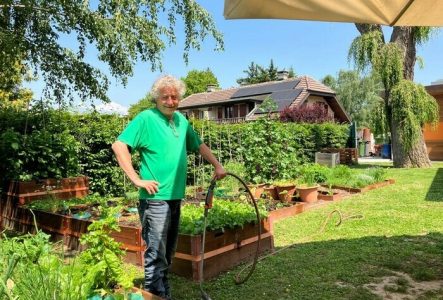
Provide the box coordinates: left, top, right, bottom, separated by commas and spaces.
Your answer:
118, 108, 202, 200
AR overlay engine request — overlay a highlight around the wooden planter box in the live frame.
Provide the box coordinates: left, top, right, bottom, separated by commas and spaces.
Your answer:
317, 191, 342, 201
1, 203, 275, 280
323, 179, 395, 194
321, 148, 358, 165
0, 176, 89, 230
266, 202, 324, 232
171, 219, 274, 281
5, 176, 89, 205
1, 205, 144, 266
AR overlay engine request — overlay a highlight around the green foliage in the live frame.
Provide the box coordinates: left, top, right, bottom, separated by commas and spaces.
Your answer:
412, 27, 435, 45
79, 206, 135, 294
0, 60, 33, 109
258, 96, 278, 114
390, 80, 439, 151
322, 70, 383, 128
348, 25, 437, 167
0, 0, 223, 104
236, 60, 294, 85
216, 161, 247, 193
348, 30, 384, 72
127, 93, 155, 120
324, 165, 387, 188
189, 118, 349, 184
70, 112, 128, 196
181, 68, 219, 97
375, 43, 404, 92
0, 106, 81, 184
241, 115, 299, 183
298, 164, 330, 186
179, 200, 268, 235
0, 229, 89, 300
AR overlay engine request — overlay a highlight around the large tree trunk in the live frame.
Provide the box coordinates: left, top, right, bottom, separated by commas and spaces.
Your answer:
390, 27, 431, 167
390, 117, 432, 167
355, 25, 432, 167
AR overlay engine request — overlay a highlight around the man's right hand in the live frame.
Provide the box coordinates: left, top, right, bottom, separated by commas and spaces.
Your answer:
134, 179, 159, 195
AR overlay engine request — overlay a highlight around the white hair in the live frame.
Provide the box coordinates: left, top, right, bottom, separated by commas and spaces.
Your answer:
150, 75, 186, 102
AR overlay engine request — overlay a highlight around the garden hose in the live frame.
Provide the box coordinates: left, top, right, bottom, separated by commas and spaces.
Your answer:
199, 172, 262, 300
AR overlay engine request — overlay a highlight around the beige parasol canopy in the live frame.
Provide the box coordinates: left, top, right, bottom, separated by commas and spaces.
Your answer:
224, 0, 443, 26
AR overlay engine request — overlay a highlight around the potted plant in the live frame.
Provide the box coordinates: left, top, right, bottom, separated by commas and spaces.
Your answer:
296, 172, 319, 203
272, 180, 296, 203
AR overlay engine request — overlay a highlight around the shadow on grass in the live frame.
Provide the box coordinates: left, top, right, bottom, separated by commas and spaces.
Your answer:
170, 232, 443, 300
426, 168, 443, 201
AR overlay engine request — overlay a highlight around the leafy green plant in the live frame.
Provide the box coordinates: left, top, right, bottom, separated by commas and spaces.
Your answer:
0, 224, 89, 300
272, 179, 296, 187
79, 205, 135, 297
298, 164, 329, 186
179, 200, 268, 235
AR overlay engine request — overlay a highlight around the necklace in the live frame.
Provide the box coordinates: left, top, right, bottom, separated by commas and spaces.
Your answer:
169, 119, 178, 137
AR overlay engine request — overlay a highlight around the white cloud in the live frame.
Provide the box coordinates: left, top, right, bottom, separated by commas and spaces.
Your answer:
95, 102, 129, 115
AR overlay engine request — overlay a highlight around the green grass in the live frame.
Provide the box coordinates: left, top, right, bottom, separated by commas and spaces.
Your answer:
167, 162, 443, 300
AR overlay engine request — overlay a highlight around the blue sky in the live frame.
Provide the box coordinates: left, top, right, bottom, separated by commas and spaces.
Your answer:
27, 1, 443, 113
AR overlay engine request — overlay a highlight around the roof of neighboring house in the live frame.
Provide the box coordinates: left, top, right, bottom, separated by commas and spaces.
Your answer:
426, 82, 443, 96
179, 76, 350, 123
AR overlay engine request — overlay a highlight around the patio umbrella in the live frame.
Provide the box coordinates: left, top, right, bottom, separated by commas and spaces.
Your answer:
224, 0, 443, 26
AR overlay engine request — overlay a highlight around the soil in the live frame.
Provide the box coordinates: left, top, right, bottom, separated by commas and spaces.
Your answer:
116, 213, 140, 227
362, 271, 443, 299
317, 186, 353, 199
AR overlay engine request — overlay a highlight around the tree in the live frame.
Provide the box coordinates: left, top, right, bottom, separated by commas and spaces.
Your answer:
236, 59, 293, 85
0, 1, 223, 105
349, 25, 439, 167
181, 68, 219, 97
322, 70, 382, 129
127, 93, 155, 120
0, 60, 33, 109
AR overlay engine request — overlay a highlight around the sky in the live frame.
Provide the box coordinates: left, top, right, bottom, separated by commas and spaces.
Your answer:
26, 1, 443, 114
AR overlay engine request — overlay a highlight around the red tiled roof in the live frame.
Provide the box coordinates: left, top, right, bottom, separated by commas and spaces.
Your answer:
179, 76, 335, 109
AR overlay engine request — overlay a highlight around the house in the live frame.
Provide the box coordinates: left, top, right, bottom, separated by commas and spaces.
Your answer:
424, 81, 443, 161
178, 75, 351, 124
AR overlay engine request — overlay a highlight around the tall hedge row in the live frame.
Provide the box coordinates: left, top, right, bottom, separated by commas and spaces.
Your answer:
190, 118, 349, 183
0, 107, 349, 195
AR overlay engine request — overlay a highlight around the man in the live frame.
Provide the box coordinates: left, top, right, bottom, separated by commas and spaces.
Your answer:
112, 75, 226, 299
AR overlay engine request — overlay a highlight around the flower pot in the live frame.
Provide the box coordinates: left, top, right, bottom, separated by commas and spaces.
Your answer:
275, 185, 296, 203
248, 183, 265, 199
263, 185, 279, 200
297, 185, 318, 203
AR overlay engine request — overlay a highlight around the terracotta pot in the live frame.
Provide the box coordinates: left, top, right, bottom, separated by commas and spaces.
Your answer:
263, 185, 279, 200
297, 186, 318, 203
275, 185, 296, 203
248, 184, 265, 199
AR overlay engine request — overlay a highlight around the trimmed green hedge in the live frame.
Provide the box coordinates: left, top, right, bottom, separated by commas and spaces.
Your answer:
0, 107, 349, 196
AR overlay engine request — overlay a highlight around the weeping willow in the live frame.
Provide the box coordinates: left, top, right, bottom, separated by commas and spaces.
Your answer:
349, 29, 439, 153
348, 30, 384, 72
391, 80, 439, 151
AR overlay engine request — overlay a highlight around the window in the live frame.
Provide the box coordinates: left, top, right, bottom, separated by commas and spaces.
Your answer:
224, 106, 233, 119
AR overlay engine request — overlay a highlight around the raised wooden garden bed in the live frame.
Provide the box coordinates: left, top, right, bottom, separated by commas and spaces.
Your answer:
266, 201, 324, 232
1, 199, 275, 280
317, 191, 342, 201
5, 176, 89, 205
172, 218, 274, 281
323, 179, 395, 194
0, 176, 89, 230
321, 148, 358, 165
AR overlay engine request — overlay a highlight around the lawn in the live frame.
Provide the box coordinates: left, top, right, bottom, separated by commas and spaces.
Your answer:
168, 162, 443, 300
